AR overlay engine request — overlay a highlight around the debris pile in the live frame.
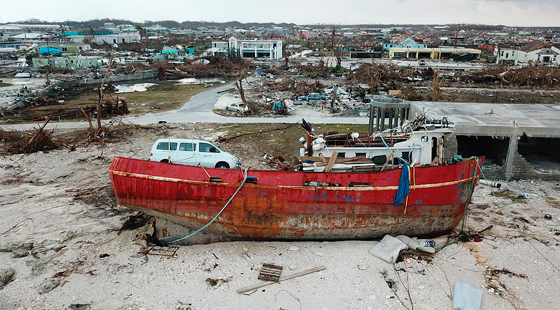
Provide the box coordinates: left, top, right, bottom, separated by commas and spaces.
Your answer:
0, 116, 61, 154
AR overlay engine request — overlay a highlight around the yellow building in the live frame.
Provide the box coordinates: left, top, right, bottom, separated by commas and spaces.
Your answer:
389, 47, 481, 61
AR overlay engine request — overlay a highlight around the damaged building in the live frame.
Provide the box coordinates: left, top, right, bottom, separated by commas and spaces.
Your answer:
410, 102, 560, 181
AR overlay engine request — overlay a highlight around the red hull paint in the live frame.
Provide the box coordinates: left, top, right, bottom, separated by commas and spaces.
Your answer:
109, 157, 483, 240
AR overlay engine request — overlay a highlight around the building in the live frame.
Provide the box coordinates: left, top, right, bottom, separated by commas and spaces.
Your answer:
235, 38, 283, 59
62, 29, 140, 45
40, 43, 91, 53
208, 37, 283, 60
32, 56, 102, 69
496, 43, 560, 65
389, 47, 481, 61
383, 37, 426, 51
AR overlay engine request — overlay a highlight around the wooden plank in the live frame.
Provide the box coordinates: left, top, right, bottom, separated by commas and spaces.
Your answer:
324, 152, 338, 172
237, 266, 326, 294
258, 263, 283, 282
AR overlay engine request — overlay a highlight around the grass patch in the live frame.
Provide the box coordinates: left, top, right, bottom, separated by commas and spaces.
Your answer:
492, 189, 528, 204
545, 196, 560, 210
65, 82, 218, 115
9, 81, 218, 122
0, 82, 12, 88
218, 123, 370, 162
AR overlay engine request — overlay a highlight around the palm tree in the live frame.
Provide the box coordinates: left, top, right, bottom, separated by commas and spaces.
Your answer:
59, 24, 66, 42
87, 27, 96, 45
135, 25, 147, 52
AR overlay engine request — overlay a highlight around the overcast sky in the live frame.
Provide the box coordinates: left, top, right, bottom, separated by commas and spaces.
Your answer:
1, 0, 559, 27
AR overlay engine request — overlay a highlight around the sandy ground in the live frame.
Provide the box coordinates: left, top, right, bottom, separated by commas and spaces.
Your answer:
1, 125, 560, 310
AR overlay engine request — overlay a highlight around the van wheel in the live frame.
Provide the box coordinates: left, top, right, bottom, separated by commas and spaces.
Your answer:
160, 159, 170, 163
215, 162, 229, 169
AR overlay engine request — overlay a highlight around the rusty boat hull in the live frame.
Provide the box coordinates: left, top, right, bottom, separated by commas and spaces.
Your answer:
109, 157, 483, 240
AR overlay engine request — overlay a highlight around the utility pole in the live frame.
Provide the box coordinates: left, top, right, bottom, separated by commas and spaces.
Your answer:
45, 36, 51, 85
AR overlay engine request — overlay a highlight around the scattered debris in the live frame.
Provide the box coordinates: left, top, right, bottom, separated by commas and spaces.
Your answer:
258, 263, 283, 282
11, 248, 30, 258
0, 268, 15, 289
452, 282, 482, 310
237, 266, 326, 294
143, 245, 179, 257
175, 301, 192, 310
38, 278, 60, 294
490, 268, 528, 279
68, 304, 90, 310
369, 235, 409, 263
117, 213, 153, 235
205, 276, 232, 288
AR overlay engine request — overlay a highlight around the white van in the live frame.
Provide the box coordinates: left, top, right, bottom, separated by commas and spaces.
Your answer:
149, 139, 241, 169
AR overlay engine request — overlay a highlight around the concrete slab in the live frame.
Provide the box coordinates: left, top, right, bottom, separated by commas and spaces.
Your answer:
410, 101, 560, 137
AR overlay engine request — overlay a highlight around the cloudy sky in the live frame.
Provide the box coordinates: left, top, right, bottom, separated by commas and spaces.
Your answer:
1, 0, 559, 26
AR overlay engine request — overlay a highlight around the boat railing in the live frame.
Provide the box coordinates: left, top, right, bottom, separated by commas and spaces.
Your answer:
322, 132, 411, 148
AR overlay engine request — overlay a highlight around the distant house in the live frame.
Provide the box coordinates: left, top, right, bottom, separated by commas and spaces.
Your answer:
40, 43, 91, 53
207, 37, 283, 60
496, 42, 560, 65
61, 29, 140, 45
33, 56, 102, 69
383, 37, 426, 51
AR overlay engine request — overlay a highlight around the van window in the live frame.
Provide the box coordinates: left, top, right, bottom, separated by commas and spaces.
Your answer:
199, 142, 219, 153
156, 142, 177, 150
179, 143, 195, 151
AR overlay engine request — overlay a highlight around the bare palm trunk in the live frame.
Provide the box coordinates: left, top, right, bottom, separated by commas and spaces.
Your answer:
97, 54, 114, 133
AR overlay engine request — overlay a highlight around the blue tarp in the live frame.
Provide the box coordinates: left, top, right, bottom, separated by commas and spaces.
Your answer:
394, 162, 409, 207
39, 47, 64, 55
272, 100, 283, 111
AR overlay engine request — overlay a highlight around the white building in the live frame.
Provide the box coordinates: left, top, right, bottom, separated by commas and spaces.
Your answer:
208, 37, 283, 60
66, 32, 140, 45
496, 44, 560, 65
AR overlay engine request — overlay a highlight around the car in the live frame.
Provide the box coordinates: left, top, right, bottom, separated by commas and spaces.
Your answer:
149, 139, 241, 169
307, 93, 324, 100
418, 59, 427, 66
407, 75, 424, 82
225, 103, 248, 113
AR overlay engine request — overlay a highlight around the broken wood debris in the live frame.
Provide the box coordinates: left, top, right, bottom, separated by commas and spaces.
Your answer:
237, 266, 326, 294
257, 263, 283, 282
143, 245, 179, 257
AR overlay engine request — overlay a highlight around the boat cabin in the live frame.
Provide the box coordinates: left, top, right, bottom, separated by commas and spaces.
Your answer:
300, 128, 453, 172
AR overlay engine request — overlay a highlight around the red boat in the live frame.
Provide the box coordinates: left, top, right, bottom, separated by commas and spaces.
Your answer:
109, 156, 483, 241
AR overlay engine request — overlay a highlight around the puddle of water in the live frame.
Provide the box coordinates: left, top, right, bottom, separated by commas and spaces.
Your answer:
175, 78, 226, 85
115, 83, 156, 93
